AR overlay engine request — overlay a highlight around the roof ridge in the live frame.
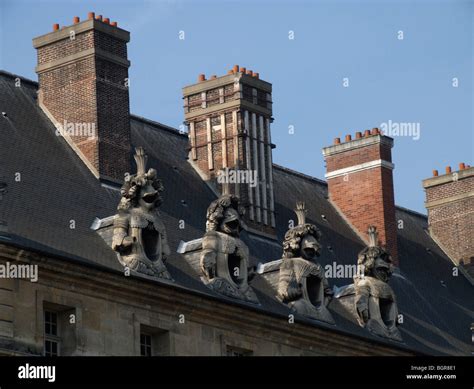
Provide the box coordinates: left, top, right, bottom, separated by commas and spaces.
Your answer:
0, 69, 38, 86
395, 204, 427, 219
273, 163, 328, 186
130, 114, 188, 138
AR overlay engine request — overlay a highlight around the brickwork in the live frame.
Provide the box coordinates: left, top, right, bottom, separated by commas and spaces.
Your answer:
34, 16, 131, 181
183, 67, 276, 234
323, 132, 398, 264
423, 167, 474, 271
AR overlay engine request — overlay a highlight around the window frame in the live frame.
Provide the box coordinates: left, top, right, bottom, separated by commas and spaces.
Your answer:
43, 310, 61, 357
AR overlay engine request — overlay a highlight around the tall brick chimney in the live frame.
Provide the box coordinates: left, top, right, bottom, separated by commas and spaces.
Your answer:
423, 163, 474, 276
33, 13, 131, 182
183, 66, 276, 237
322, 129, 398, 264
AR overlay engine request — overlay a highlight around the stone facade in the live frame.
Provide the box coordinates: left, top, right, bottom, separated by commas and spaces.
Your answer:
322, 130, 398, 264
0, 244, 411, 356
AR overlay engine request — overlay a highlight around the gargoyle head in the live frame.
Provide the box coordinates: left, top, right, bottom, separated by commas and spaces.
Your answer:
205, 194, 245, 237
357, 226, 393, 282
282, 202, 322, 261
117, 148, 164, 211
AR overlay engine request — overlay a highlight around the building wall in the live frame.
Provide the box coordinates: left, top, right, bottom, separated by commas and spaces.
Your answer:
0, 244, 411, 356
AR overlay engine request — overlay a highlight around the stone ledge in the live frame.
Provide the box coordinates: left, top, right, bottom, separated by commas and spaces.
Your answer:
33, 19, 130, 48
322, 135, 393, 157
423, 167, 474, 188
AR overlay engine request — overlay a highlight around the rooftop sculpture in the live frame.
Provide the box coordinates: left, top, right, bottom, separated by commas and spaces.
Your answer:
199, 193, 259, 303
277, 202, 334, 324
353, 226, 402, 341
178, 191, 259, 304
111, 147, 172, 279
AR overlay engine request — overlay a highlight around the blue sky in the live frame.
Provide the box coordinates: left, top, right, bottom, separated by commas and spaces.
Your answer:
1, 0, 472, 214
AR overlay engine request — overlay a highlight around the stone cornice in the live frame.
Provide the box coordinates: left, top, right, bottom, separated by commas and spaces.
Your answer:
425, 190, 474, 209
184, 99, 272, 121
32, 19, 130, 48
325, 159, 395, 179
183, 73, 271, 96
322, 135, 393, 157
423, 167, 474, 189
35, 47, 130, 74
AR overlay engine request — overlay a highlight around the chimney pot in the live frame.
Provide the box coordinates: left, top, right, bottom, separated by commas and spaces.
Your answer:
253, 72, 259, 79
103, 17, 110, 24
446, 166, 452, 174
459, 162, 466, 170
53, 23, 60, 31
233, 65, 239, 73
240, 67, 246, 73
371, 128, 379, 135
345, 134, 352, 142
210, 75, 217, 79
433, 169, 439, 177
73, 16, 80, 24
96, 15, 103, 21
247, 70, 253, 76
198, 74, 206, 82
355, 131, 362, 139
334, 137, 341, 145
88, 12, 95, 20
364, 129, 371, 137
111, 21, 118, 27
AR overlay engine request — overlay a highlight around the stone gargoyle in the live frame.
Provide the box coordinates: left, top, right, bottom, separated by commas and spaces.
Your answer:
111, 147, 172, 279
276, 202, 334, 324
177, 193, 259, 304
353, 226, 401, 341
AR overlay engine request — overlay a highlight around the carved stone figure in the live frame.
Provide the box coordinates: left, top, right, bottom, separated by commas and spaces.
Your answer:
199, 194, 259, 303
353, 226, 402, 341
277, 202, 334, 324
111, 147, 172, 279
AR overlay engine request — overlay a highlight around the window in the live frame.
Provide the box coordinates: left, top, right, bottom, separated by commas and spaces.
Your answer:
226, 345, 253, 357
140, 333, 152, 357
139, 324, 170, 356
42, 303, 77, 356
44, 310, 60, 356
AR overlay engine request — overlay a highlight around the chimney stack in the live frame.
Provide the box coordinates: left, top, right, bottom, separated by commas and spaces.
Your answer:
423, 164, 474, 277
322, 129, 398, 264
183, 66, 276, 237
33, 13, 131, 182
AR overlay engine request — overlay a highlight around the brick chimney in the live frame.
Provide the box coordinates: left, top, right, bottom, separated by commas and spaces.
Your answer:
33, 13, 131, 182
183, 66, 276, 237
322, 129, 398, 264
423, 163, 474, 276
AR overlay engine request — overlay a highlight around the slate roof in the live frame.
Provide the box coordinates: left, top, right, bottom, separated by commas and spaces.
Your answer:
0, 70, 472, 355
